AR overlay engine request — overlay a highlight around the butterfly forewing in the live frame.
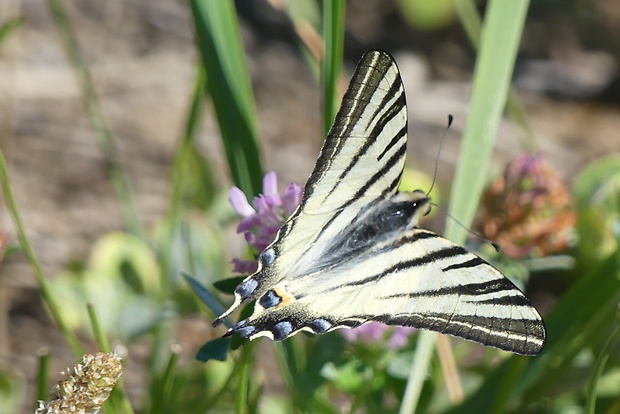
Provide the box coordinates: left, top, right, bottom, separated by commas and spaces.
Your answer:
214, 50, 547, 356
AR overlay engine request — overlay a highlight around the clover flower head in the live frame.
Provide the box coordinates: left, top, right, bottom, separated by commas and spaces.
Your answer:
229, 172, 303, 274
482, 154, 576, 259
36, 352, 123, 414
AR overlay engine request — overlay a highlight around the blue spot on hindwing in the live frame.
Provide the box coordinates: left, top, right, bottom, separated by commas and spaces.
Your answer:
309, 319, 332, 334
235, 279, 258, 299
259, 290, 282, 309
236, 325, 256, 337
261, 248, 275, 266
273, 321, 293, 340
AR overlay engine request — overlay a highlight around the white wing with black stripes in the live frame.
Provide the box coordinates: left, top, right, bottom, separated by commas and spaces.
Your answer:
213, 50, 546, 356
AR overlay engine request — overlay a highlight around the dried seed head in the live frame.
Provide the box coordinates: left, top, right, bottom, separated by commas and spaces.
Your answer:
36, 352, 123, 414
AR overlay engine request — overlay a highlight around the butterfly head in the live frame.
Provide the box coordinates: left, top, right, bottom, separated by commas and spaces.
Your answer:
391, 190, 432, 228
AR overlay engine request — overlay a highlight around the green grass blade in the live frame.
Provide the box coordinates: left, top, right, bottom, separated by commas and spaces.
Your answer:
586, 306, 620, 414
445, 0, 530, 243
191, 0, 263, 196
0, 149, 82, 356
401, 1, 530, 412
452, 0, 537, 153
321, 0, 346, 133
399, 331, 437, 414
46, 0, 143, 236
36, 350, 50, 401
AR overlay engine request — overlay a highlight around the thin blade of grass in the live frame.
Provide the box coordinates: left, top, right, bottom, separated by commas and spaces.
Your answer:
585, 304, 620, 414
402, 1, 530, 412
0, 148, 82, 356
191, 0, 263, 196
445, 0, 530, 242
452, 0, 537, 152
36, 350, 50, 401
321, 0, 346, 133
45, 0, 143, 236
86, 304, 134, 414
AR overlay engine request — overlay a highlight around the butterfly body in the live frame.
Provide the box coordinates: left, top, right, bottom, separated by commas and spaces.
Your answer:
214, 50, 546, 355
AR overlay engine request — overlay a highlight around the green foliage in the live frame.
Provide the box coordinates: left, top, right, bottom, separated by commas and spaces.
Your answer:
190, 0, 263, 196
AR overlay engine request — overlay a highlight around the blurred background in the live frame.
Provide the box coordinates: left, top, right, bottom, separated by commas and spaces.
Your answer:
1, 0, 619, 412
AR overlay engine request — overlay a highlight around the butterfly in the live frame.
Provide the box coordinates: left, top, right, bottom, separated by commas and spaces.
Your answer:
213, 49, 546, 356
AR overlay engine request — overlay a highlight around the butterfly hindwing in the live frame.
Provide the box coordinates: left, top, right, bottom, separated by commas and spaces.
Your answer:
214, 50, 547, 355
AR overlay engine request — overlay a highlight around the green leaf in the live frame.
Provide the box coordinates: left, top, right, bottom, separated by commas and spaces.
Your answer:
196, 337, 230, 362
573, 154, 620, 208
573, 155, 620, 260
213, 276, 245, 294
183, 272, 229, 328
191, 0, 263, 196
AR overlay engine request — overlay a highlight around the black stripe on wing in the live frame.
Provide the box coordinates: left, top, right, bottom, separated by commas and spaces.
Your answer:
226, 304, 545, 355
382, 278, 534, 307
340, 244, 472, 288
300, 50, 406, 209
372, 312, 546, 355
308, 140, 407, 249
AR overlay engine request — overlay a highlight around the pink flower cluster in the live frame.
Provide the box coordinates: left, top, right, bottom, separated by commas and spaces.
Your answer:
340, 323, 416, 350
229, 172, 303, 274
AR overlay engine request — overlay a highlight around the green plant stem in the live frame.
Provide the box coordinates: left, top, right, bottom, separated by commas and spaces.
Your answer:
235, 342, 256, 414
149, 345, 180, 414
0, 149, 82, 356
36, 349, 50, 401
160, 65, 207, 293
202, 352, 246, 410
87, 303, 110, 352
45, 0, 142, 236
86, 304, 134, 414
399, 331, 437, 414
585, 304, 620, 414
321, 0, 346, 133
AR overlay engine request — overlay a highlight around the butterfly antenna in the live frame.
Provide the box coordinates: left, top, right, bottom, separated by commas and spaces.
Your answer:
427, 114, 454, 196
430, 202, 500, 252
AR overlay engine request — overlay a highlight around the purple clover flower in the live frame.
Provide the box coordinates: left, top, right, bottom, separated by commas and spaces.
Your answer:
229, 172, 303, 274
229, 172, 415, 348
